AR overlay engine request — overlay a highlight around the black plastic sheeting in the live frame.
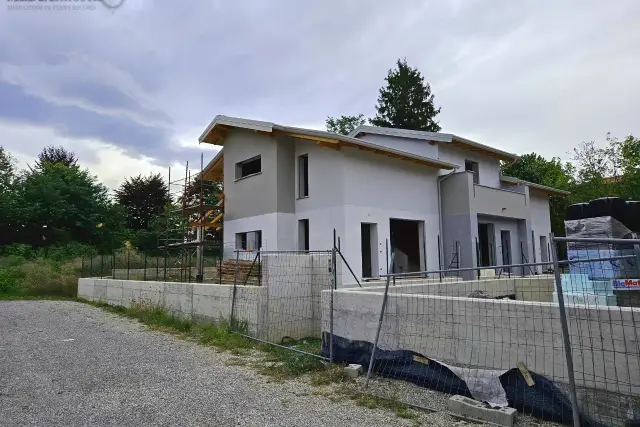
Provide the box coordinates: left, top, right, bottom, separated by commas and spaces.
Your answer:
322, 333, 605, 426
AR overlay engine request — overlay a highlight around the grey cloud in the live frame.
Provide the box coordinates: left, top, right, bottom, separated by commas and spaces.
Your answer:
0, 0, 638, 170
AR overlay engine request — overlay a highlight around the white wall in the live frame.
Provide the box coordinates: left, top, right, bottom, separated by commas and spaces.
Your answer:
529, 190, 553, 271
293, 139, 347, 252
437, 144, 502, 188
340, 148, 441, 283
356, 133, 439, 159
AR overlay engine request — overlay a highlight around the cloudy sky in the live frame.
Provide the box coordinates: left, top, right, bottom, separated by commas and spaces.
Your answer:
1, 0, 638, 189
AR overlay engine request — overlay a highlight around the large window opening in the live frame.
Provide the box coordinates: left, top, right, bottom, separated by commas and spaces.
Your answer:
235, 156, 261, 179
236, 230, 262, 250
389, 219, 423, 274
298, 154, 309, 198
465, 160, 479, 184
298, 219, 309, 251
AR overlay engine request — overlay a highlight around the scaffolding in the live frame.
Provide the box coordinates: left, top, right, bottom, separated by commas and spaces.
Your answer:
156, 153, 224, 282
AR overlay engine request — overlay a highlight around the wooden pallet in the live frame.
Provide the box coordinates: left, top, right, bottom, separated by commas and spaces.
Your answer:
218, 259, 261, 286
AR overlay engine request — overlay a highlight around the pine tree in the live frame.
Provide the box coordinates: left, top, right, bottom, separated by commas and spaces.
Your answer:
370, 58, 441, 132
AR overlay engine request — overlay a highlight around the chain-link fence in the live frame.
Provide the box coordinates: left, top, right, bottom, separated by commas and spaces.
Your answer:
325, 237, 640, 427
550, 236, 640, 427
228, 249, 335, 360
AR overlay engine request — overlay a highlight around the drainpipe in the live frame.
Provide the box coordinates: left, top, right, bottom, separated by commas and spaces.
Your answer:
437, 169, 458, 270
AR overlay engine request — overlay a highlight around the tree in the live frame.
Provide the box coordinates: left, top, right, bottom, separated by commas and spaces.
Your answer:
370, 58, 441, 132
15, 162, 121, 248
35, 145, 78, 169
0, 147, 18, 245
326, 114, 366, 135
502, 153, 574, 237
115, 173, 169, 231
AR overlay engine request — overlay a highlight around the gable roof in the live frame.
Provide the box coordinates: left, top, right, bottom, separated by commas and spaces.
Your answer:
199, 115, 459, 170
349, 125, 518, 162
500, 175, 570, 196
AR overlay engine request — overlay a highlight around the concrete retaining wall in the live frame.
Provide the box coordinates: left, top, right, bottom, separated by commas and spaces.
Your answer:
323, 288, 640, 399
352, 276, 555, 302
78, 278, 267, 335
78, 251, 333, 343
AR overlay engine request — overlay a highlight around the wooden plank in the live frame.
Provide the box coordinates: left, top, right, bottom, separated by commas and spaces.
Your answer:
286, 132, 339, 144
316, 141, 341, 151
517, 361, 535, 387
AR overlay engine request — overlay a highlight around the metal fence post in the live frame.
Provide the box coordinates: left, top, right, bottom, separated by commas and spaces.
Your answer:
126, 249, 130, 280
365, 246, 395, 388
634, 244, 640, 277
100, 254, 104, 279
143, 252, 147, 281
550, 233, 581, 427
330, 247, 337, 364
81, 255, 85, 278
229, 249, 240, 331
89, 254, 93, 278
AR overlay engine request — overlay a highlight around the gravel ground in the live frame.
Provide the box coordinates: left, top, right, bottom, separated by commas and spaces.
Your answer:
0, 300, 468, 427
0, 301, 563, 427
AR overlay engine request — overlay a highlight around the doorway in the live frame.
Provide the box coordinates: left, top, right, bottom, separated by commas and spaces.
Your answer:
361, 223, 378, 278
389, 219, 422, 273
501, 230, 512, 272
540, 235, 548, 263
477, 223, 495, 267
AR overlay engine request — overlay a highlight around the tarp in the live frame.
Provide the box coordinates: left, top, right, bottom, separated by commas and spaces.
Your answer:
322, 333, 604, 426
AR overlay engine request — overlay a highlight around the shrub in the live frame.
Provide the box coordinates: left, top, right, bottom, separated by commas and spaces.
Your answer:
0, 266, 21, 294
19, 260, 77, 297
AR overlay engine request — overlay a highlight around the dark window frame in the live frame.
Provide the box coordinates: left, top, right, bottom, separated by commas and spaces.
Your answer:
235, 155, 261, 180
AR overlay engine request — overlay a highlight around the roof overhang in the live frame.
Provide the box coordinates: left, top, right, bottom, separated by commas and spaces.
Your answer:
200, 148, 224, 181
199, 115, 459, 170
500, 175, 570, 196
349, 125, 518, 162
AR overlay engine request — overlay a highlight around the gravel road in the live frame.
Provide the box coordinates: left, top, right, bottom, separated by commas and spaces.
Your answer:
0, 301, 453, 427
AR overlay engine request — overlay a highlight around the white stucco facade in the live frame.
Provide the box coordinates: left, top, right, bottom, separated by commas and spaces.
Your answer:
199, 116, 566, 286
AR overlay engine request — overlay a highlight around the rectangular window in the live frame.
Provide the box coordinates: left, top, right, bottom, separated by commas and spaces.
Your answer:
235, 155, 261, 179
298, 219, 309, 251
298, 154, 309, 198
465, 160, 479, 184
236, 230, 262, 250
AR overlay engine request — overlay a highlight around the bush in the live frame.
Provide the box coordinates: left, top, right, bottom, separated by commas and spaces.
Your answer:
0, 266, 21, 294
20, 260, 78, 297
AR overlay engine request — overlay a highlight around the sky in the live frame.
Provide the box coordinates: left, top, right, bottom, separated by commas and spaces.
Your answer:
0, 0, 638, 190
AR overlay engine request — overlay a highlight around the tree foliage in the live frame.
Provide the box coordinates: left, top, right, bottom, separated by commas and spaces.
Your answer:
502, 133, 640, 236
14, 162, 122, 249
114, 173, 169, 231
370, 58, 441, 132
35, 145, 78, 169
325, 114, 366, 135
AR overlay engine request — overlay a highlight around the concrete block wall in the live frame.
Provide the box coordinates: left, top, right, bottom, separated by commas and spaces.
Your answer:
78, 278, 267, 337
322, 288, 640, 399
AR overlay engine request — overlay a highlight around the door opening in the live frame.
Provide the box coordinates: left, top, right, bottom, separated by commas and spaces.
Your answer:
501, 230, 512, 272
361, 223, 378, 278
477, 223, 495, 267
540, 235, 548, 263
389, 219, 423, 274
